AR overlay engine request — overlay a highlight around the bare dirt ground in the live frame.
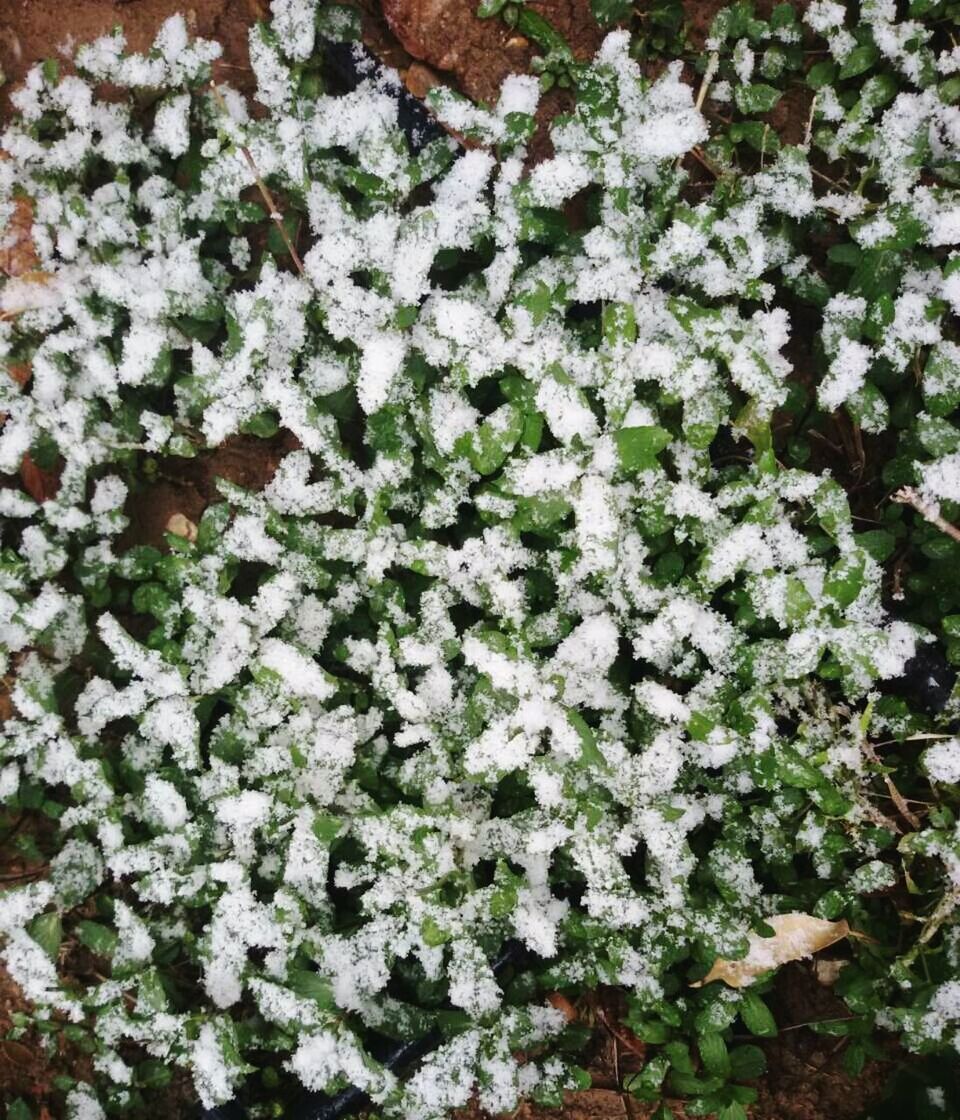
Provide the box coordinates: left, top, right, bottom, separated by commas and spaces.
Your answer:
0, 2, 899, 1118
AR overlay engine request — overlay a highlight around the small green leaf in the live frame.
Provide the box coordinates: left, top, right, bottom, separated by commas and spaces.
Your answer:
734, 83, 782, 115
421, 915, 451, 947
27, 912, 62, 961
467, 403, 524, 475
740, 991, 777, 1037
807, 60, 837, 89
729, 1043, 766, 1080
614, 426, 671, 472
476, 0, 509, 17
590, 0, 632, 25
839, 45, 879, 80
76, 920, 118, 958
566, 710, 609, 770
287, 969, 337, 1008
698, 1031, 731, 1078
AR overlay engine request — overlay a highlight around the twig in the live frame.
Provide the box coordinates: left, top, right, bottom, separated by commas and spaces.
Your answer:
893, 486, 960, 543
674, 55, 719, 174
689, 146, 722, 179
918, 887, 960, 946
862, 739, 921, 831
803, 93, 817, 148
696, 52, 720, 112
208, 82, 305, 276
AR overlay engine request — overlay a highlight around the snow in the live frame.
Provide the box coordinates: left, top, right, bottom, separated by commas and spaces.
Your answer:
925, 739, 960, 784
0, 5, 954, 1112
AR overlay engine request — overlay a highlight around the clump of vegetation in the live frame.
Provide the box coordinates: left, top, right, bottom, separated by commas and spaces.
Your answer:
1, 1, 959, 1118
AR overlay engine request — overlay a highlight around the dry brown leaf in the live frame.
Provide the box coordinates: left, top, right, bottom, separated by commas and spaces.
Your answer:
20, 453, 60, 504
7, 361, 31, 388
166, 513, 198, 542
0, 194, 40, 278
545, 992, 577, 1022
693, 913, 852, 989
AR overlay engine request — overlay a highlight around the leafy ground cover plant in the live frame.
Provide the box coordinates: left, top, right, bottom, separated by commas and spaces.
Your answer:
1, 1, 959, 1118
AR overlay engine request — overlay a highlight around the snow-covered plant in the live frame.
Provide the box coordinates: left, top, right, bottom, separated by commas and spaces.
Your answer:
1, 2, 960, 1118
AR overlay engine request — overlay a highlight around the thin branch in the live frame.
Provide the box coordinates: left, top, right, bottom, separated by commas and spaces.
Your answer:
803, 93, 817, 148
208, 81, 305, 276
696, 52, 720, 112
893, 486, 960, 543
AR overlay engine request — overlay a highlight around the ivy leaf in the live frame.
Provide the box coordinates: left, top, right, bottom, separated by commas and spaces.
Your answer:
566, 710, 609, 770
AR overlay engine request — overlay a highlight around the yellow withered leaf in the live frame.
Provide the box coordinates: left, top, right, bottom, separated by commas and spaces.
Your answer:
693, 913, 851, 989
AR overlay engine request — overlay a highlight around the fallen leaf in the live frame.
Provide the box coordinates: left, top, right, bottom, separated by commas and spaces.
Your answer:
166, 512, 198, 542
0, 194, 40, 278
693, 913, 852, 989
546, 991, 577, 1022
7, 361, 31, 388
20, 453, 60, 503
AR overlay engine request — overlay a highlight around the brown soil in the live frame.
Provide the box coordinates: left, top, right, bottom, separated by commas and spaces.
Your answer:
121, 429, 301, 549
381, 0, 602, 104
0, 0, 265, 119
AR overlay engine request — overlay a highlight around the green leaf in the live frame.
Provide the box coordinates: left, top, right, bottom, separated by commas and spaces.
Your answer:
855, 529, 896, 563
287, 969, 337, 1008
718, 1103, 749, 1120
27, 912, 62, 961
734, 83, 782, 115
823, 553, 866, 608
924, 342, 960, 416
807, 60, 837, 89
698, 1031, 731, 1078
76, 920, 118, 958
614, 426, 671, 472
516, 9, 574, 57
490, 863, 519, 918
137, 1059, 173, 1089
311, 813, 343, 844
602, 302, 637, 348
729, 1043, 766, 1080
421, 915, 452, 946
467, 403, 524, 475
590, 0, 632, 25
476, 0, 509, 16
839, 45, 879, 80
8, 1100, 33, 1120
740, 991, 777, 1037
566, 710, 609, 770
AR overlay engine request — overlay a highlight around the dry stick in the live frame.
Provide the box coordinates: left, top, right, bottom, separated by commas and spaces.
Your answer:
893, 486, 960, 543
674, 53, 719, 174
862, 738, 922, 831
208, 81, 305, 277
696, 51, 720, 112
803, 93, 817, 149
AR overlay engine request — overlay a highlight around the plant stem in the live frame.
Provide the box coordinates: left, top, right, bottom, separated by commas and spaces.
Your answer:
893, 486, 960, 543
209, 81, 306, 277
